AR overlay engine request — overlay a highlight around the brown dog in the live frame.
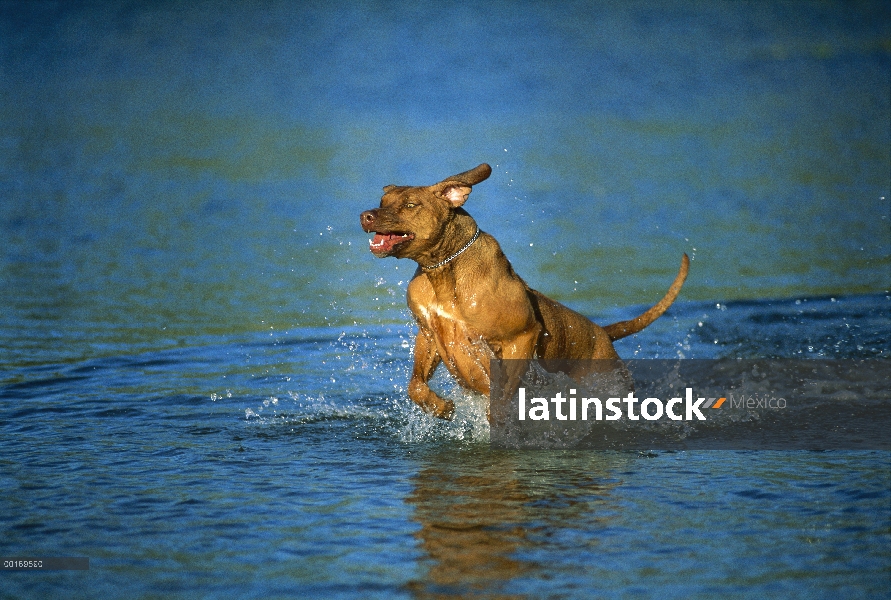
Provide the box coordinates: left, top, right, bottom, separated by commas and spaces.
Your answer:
360, 163, 689, 420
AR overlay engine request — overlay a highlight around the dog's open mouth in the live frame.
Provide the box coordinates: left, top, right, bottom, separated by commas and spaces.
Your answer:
369, 231, 414, 254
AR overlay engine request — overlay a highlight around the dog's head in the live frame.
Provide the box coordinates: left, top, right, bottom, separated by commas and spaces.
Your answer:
360, 163, 492, 259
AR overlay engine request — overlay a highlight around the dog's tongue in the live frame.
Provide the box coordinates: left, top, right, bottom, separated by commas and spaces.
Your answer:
369, 233, 404, 252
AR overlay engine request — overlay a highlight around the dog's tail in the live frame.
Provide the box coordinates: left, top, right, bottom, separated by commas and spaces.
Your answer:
603, 253, 690, 342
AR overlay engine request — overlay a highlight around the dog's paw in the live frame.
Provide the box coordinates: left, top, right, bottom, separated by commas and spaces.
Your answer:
433, 400, 456, 421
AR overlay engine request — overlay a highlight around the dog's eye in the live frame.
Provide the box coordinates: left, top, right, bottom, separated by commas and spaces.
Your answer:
405, 203, 418, 208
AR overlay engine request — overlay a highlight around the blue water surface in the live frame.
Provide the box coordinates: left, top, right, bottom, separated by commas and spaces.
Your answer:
2, 296, 889, 598
1, 1, 890, 598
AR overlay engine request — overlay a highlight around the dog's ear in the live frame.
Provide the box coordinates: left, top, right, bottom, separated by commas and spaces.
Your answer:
433, 182, 473, 207
383, 185, 397, 193
431, 163, 492, 207
443, 163, 492, 187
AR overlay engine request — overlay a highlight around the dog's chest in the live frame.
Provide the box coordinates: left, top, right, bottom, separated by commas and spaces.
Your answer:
407, 276, 493, 353
411, 295, 478, 340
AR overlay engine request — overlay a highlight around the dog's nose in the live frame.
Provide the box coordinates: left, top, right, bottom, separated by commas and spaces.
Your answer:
360, 210, 376, 230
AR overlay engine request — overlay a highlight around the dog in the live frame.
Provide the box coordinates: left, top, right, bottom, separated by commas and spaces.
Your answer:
360, 163, 689, 420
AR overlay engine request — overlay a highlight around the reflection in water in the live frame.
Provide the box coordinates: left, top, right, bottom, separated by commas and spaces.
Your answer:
407, 454, 532, 596
406, 450, 629, 597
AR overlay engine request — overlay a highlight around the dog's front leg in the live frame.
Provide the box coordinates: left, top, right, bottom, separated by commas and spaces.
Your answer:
407, 327, 455, 420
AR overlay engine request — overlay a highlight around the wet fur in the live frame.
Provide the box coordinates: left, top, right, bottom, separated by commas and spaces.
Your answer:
360, 163, 689, 419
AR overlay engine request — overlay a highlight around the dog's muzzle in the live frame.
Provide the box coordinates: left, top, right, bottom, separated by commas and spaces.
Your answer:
360, 210, 414, 256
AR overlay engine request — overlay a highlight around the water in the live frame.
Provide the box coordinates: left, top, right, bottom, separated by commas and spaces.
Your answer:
1, 1, 889, 597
